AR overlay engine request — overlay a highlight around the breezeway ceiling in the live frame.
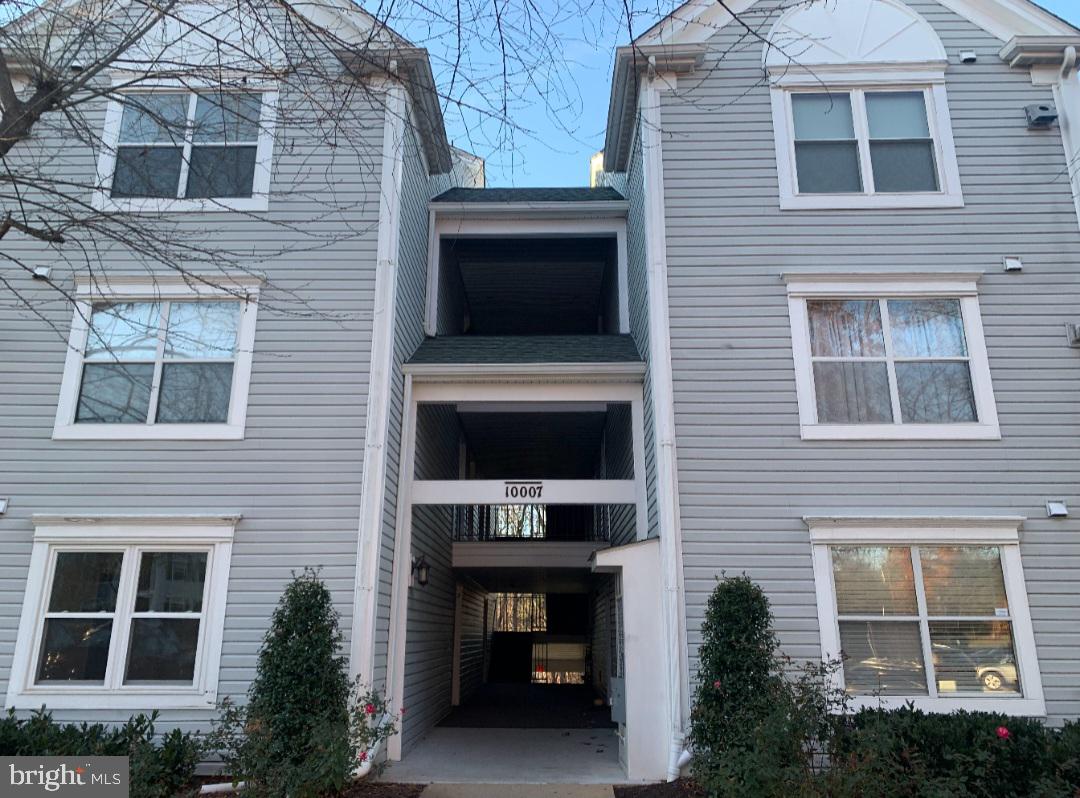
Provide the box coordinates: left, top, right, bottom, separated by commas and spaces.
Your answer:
458, 411, 607, 479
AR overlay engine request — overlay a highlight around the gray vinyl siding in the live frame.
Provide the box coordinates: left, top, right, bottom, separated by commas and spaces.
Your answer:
658, 0, 1080, 721
0, 77, 387, 729
402, 404, 460, 753
602, 403, 636, 546
625, 132, 660, 540
457, 583, 488, 704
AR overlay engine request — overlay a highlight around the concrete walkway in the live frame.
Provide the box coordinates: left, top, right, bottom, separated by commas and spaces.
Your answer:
420, 786, 614, 798
381, 728, 625, 785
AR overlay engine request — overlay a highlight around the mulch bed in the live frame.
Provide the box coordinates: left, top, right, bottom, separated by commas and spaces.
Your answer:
614, 778, 706, 798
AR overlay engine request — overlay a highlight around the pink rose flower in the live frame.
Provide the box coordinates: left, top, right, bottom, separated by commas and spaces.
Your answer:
358, 751, 368, 762
996, 726, 1011, 740
365, 703, 376, 715
713, 680, 722, 689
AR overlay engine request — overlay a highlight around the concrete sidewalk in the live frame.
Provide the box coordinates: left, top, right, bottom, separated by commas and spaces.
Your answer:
420, 786, 615, 798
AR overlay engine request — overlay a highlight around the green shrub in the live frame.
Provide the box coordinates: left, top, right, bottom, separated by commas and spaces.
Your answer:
0, 708, 203, 798
832, 707, 1080, 798
211, 568, 353, 797
687, 575, 1080, 797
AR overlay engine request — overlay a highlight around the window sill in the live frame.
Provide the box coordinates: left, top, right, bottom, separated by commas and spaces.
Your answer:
91, 193, 269, 214
844, 695, 1046, 717
780, 192, 964, 211
5, 687, 218, 711
52, 423, 246, 441
800, 423, 1001, 442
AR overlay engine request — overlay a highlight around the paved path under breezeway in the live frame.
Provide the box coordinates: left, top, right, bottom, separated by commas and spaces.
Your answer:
420, 785, 615, 798
379, 727, 625, 785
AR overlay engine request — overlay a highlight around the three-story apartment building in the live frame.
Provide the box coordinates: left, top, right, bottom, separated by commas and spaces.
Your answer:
1, 0, 1078, 784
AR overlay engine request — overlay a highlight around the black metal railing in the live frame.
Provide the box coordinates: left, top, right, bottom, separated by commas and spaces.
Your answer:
451, 504, 610, 542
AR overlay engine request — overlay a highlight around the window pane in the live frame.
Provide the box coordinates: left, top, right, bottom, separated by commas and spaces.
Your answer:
808, 300, 885, 357
930, 621, 1020, 695
831, 547, 917, 616
792, 93, 855, 140
887, 299, 967, 358
119, 93, 189, 143
895, 362, 976, 423
135, 552, 207, 613
813, 362, 893, 423
76, 363, 154, 423
869, 140, 938, 192
36, 619, 113, 682
921, 547, 1007, 616
48, 552, 123, 612
866, 92, 931, 139
85, 302, 161, 361
795, 142, 862, 193
112, 147, 184, 198
124, 618, 200, 683
165, 302, 240, 359
156, 363, 234, 423
185, 146, 257, 198
192, 93, 261, 142
839, 620, 927, 695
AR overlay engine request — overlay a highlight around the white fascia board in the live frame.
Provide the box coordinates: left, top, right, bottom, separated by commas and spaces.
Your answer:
402, 362, 646, 378
804, 514, 1025, 543
74, 273, 264, 300
782, 270, 984, 297
429, 201, 629, 218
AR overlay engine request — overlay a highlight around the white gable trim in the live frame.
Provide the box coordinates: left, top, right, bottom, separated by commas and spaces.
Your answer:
634, 0, 1075, 48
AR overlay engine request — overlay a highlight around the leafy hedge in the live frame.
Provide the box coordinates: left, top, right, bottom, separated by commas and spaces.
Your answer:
690, 575, 1080, 798
0, 708, 203, 798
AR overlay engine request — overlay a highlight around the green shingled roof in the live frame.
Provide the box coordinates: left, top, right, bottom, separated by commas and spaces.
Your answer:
406, 335, 642, 365
431, 187, 625, 203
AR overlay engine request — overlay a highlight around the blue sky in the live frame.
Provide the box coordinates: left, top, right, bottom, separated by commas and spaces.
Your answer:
410, 0, 1080, 187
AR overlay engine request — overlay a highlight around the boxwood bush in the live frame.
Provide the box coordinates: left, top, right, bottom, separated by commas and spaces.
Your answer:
0, 708, 203, 798
690, 574, 1080, 798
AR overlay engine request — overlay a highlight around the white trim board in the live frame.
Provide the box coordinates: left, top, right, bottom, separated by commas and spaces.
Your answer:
638, 74, 691, 773
350, 80, 406, 687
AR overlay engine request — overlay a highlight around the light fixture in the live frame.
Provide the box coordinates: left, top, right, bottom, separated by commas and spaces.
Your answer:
411, 555, 430, 587
1046, 500, 1069, 519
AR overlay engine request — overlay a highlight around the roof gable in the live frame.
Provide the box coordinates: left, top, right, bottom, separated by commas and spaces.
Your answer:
636, 0, 1077, 46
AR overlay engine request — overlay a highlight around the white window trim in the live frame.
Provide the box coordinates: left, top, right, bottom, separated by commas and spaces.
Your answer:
52, 275, 262, 441
784, 271, 1000, 441
6, 514, 237, 710
807, 515, 1046, 716
769, 68, 963, 211
91, 84, 278, 214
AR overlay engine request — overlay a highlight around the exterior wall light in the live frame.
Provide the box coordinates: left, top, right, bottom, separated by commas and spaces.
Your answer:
411, 555, 430, 587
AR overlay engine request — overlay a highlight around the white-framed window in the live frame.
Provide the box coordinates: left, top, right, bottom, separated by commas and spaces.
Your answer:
53, 276, 261, 441
770, 81, 963, 210
6, 515, 236, 710
93, 87, 277, 213
784, 272, 999, 441
807, 516, 1045, 716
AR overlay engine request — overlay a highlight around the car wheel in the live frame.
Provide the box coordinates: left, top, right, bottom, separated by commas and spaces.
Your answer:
982, 671, 1004, 691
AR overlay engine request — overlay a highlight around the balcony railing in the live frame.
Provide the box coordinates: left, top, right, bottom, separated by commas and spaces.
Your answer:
451, 504, 610, 542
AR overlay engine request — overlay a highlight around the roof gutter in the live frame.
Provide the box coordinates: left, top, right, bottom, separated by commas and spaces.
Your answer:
603, 44, 705, 172
342, 46, 453, 175
999, 35, 1080, 67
